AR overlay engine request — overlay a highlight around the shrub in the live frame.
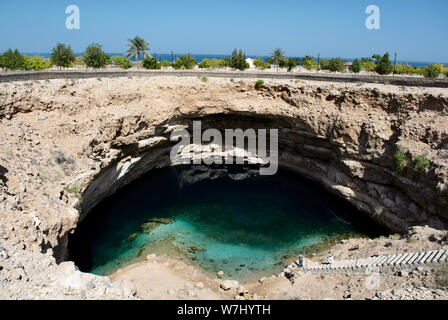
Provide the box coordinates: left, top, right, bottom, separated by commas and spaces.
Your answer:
255, 80, 264, 90
350, 59, 362, 73
394, 150, 408, 174
64, 185, 83, 213
229, 49, 248, 71
161, 60, 172, 68
302, 57, 318, 70
83, 44, 108, 68
50, 43, 76, 68
198, 58, 227, 69
172, 53, 197, 70
104, 54, 112, 65
412, 154, 430, 172
394, 63, 420, 75
423, 64, 445, 78
142, 57, 161, 69
253, 57, 270, 70
201, 75, 208, 82
214, 59, 228, 68
71, 57, 84, 68
361, 57, 376, 72
112, 56, 132, 69
372, 53, 393, 75
407, 237, 417, 243
22, 56, 51, 71
0, 49, 25, 70
286, 58, 297, 72
320, 58, 346, 72
199, 59, 212, 69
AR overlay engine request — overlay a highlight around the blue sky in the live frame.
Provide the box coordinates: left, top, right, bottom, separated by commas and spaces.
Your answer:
0, 0, 447, 62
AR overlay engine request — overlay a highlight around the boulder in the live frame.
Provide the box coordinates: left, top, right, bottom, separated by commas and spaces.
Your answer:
220, 280, 239, 291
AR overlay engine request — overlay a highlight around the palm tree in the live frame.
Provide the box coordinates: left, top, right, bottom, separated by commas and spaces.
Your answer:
126, 36, 151, 68
271, 48, 285, 72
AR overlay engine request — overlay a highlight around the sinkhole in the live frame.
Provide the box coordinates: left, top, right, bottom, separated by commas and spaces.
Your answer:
68, 165, 387, 283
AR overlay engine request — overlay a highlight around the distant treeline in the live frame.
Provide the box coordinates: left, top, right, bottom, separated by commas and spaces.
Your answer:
1, 38, 447, 78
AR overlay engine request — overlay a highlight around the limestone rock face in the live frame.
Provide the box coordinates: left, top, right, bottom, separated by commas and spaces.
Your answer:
0, 76, 447, 299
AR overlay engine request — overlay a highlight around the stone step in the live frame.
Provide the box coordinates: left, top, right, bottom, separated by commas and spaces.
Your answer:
425, 251, 439, 264
403, 252, 419, 265
433, 250, 445, 263
395, 253, 410, 265
408, 252, 422, 264
385, 255, 396, 265
376, 256, 389, 266
419, 251, 433, 264
388, 254, 401, 265
368, 256, 382, 266
414, 252, 427, 264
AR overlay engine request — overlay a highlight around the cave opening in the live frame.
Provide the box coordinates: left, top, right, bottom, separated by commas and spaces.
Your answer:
68, 164, 388, 283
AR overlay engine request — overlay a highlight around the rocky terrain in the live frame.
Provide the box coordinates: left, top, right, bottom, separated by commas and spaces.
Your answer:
0, 76, 447, 299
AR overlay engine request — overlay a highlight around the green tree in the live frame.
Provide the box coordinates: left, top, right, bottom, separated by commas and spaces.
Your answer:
50, 43, 76, 69
0, 49, 25, 70
112, 56, 133, 69
350, 59, 362, 73
372, 53, 393, 75
229, 49, 249, 71
255, 80, 264, 90
320, 58, 346, 72
142, 57, 161, 69
286, 58, 297, 72
271, 48, 285, 71
83, 44, 108, 68
126, 36, 151, 68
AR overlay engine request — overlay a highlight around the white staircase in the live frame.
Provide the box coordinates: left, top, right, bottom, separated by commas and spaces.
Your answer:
284, 249, 447, 275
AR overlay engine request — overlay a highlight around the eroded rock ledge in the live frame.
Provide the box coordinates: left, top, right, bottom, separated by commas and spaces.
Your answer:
0, 76, 447, 299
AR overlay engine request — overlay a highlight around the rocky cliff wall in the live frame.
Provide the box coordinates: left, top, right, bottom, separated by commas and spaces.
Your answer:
0, 77, 447, 298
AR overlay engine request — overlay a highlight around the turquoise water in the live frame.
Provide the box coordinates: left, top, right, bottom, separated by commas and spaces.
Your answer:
69, 165, 385, 283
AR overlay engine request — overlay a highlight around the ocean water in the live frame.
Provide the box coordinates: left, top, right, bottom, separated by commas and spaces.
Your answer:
68, 165, 386, 283
23, 52, 446, 68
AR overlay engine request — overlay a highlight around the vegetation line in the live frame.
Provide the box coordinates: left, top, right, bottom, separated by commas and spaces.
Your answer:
1, 36, 447, 79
